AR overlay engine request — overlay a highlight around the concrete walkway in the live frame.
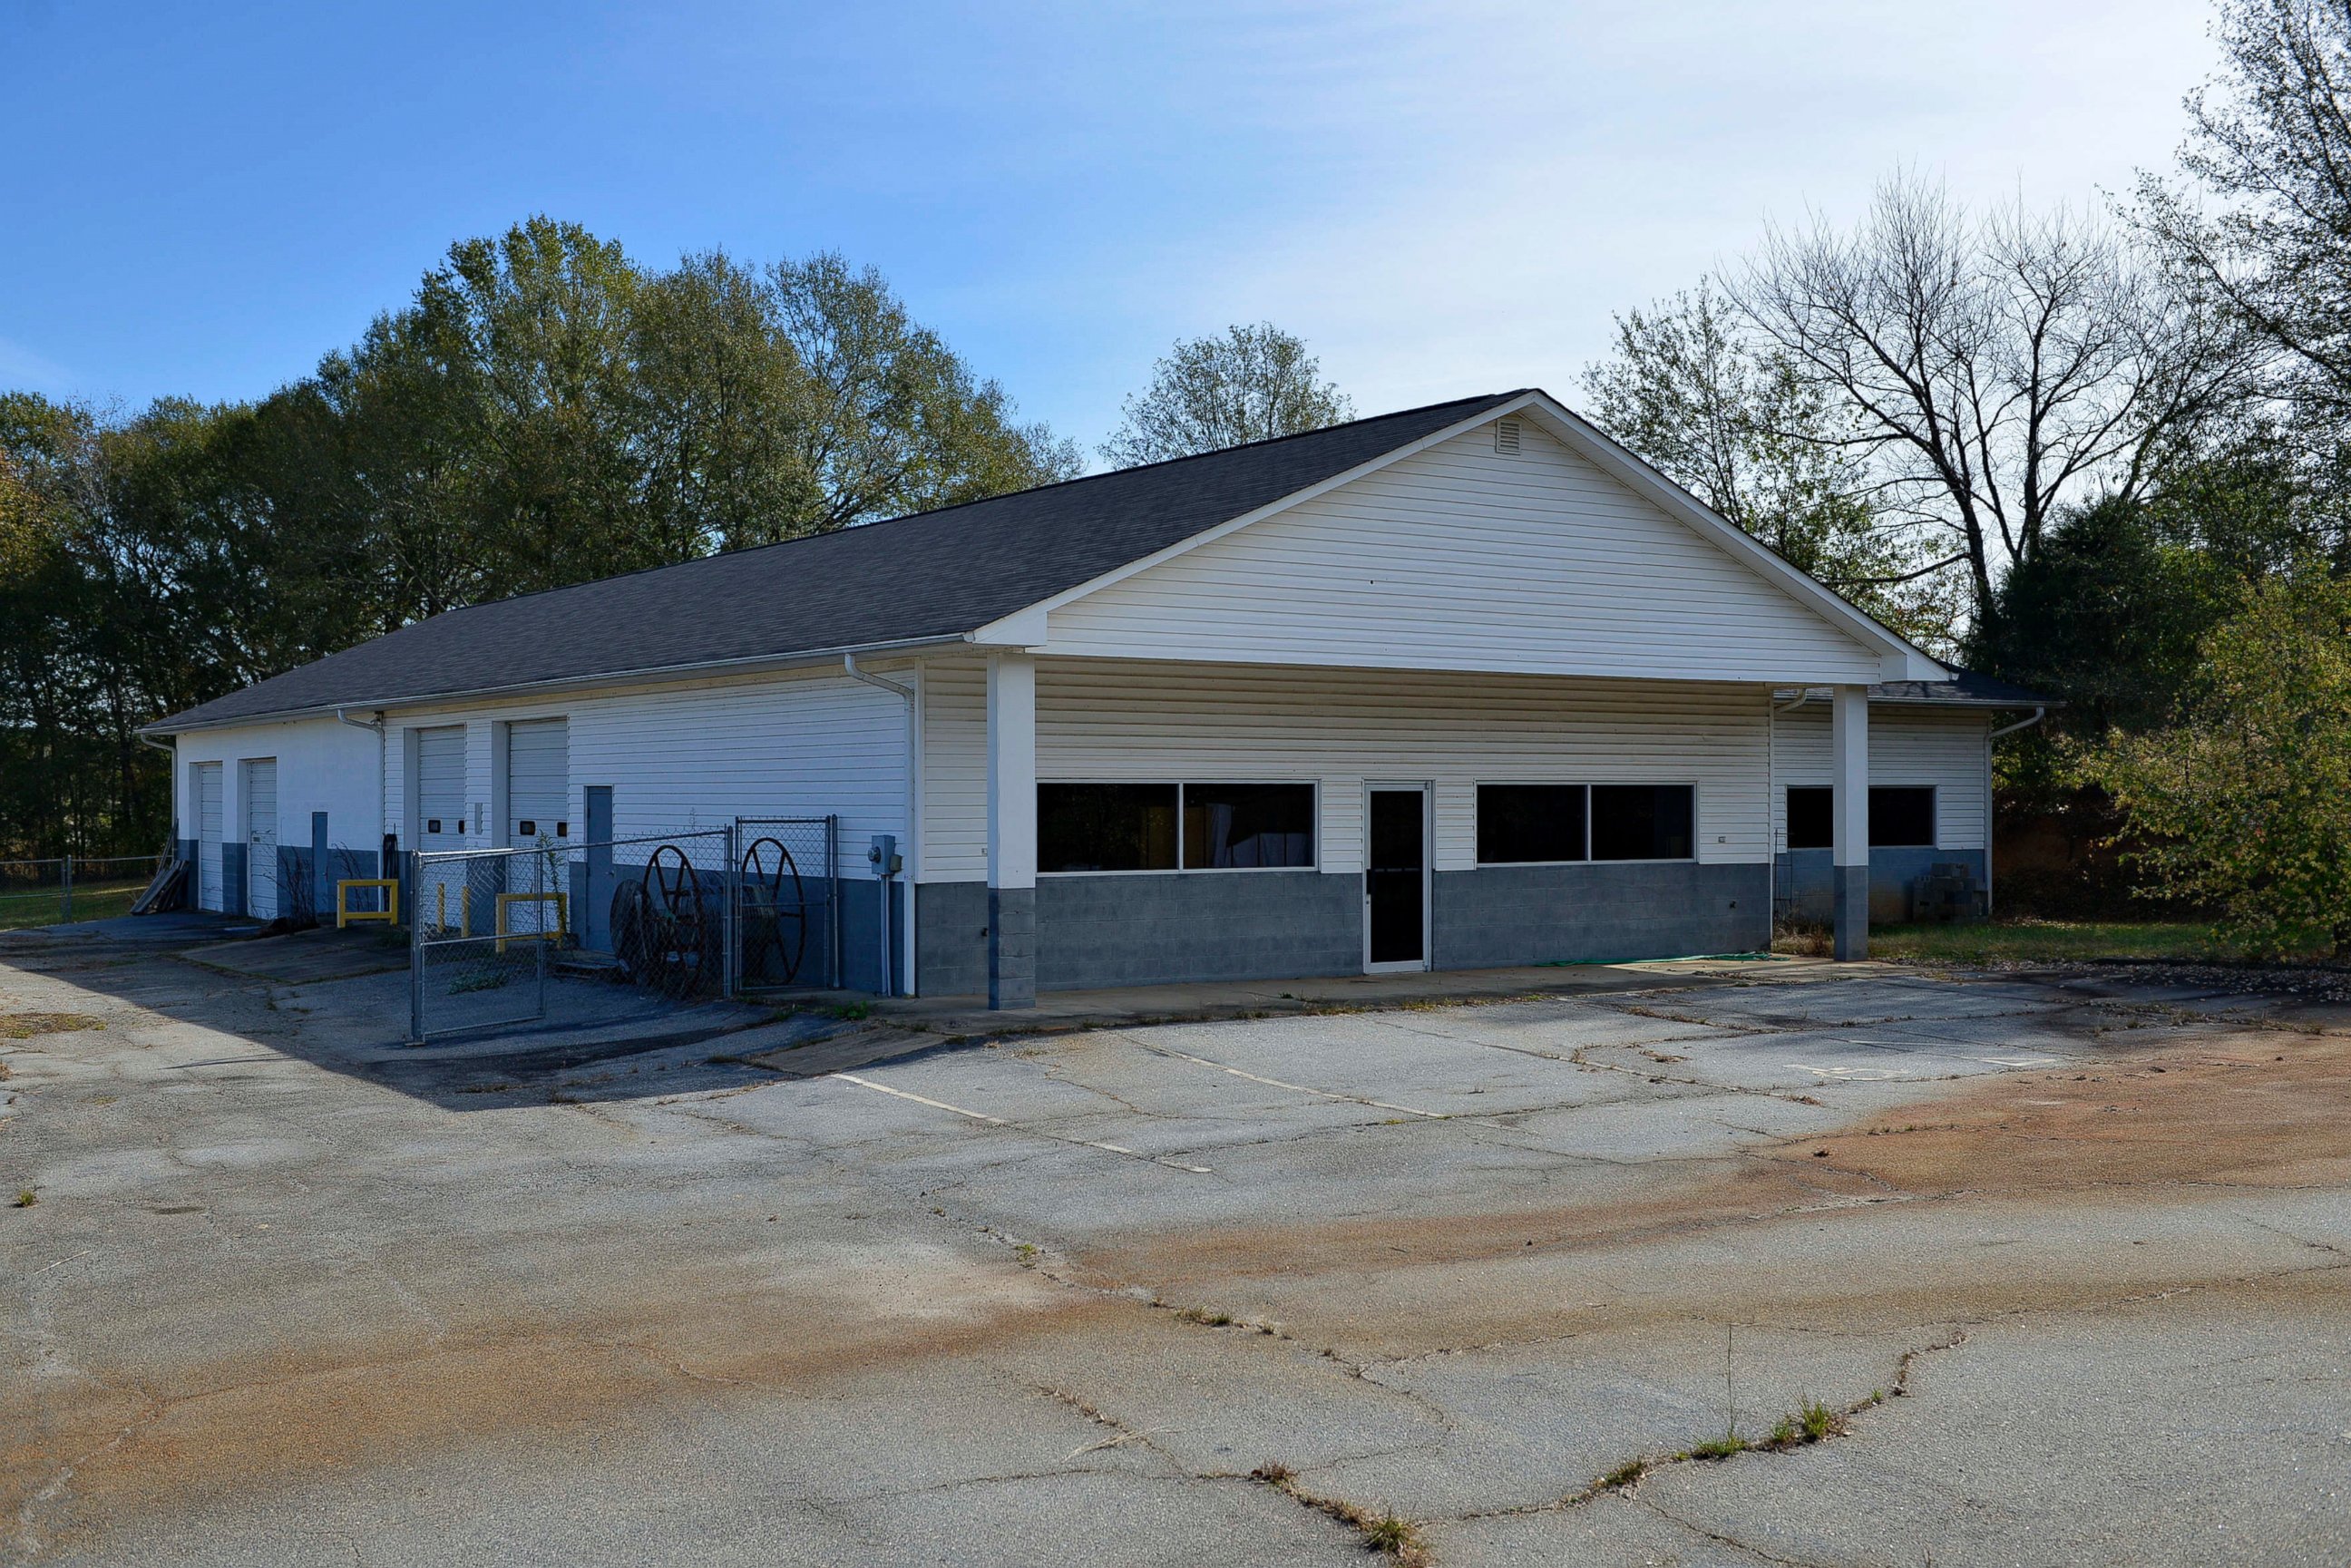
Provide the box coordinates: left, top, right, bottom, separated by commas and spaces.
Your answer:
854, 952, 1856, 1039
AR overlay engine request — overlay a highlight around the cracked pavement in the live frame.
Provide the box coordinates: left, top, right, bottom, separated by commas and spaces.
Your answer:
4, 925, 2348, 1566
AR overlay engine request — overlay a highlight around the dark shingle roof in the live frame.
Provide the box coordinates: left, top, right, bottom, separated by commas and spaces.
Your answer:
153, 392, 1527, 730
1870, 668, 2059, 707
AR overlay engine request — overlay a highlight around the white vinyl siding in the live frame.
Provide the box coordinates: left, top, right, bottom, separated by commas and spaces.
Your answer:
194, 763, 223, 911
173, 718, 384, 904
922, 653, 1770, 881
380, 664, 909, 881
1041, 421, 1885, 686
240, 758, 278, 920
1771, 704, 1991, 851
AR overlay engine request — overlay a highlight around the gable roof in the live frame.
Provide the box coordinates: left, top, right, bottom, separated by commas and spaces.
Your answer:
151, 392, 1527, 732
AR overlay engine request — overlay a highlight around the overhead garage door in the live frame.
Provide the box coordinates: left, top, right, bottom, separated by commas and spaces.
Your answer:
415, 726, 466, 934
504, 719, 568, 845
241, 758, 278, 920
194, 763, 223, 911
503, 719, 569, 939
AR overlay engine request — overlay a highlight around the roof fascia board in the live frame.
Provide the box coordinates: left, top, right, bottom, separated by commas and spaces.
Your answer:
142, 633, 965, 736
1514, 394, 1946, 683
966, 393, 1539, 643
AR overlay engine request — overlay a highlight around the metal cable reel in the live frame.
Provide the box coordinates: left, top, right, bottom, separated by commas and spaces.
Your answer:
737, 835, 809, 985
643, 844, 715, 998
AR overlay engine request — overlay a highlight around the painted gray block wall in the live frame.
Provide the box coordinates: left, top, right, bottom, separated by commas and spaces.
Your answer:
917, 863, 1775, 998
221, 842, 247, 917
1777, 848, 1986, 924
1432, 862, 1770, 968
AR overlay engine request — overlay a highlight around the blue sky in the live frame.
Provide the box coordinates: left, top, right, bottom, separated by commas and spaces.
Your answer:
2, 1, 2219, 455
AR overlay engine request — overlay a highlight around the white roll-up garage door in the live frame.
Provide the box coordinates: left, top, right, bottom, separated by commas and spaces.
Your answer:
415, 726, 466, 934
503, 719, 569, 939
504, 719, 568, 845
241, 758, 278, 920
195, 763, 223, 911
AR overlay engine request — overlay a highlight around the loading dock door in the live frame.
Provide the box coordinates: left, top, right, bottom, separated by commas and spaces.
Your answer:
502, 719, 569, 937
415, 726, 467, 933
241, 758, 278, 920
195, 763, 224, 911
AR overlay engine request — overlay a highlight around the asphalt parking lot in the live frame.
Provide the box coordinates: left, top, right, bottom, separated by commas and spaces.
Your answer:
4, 922, 2348, 1566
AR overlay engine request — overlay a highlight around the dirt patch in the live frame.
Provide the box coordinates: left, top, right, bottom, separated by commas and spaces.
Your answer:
6, 1273, 1110, 1539
1819, 1027, 2351, 1193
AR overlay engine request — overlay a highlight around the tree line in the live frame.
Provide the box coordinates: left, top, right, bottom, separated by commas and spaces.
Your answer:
1580, 0, 2351, 956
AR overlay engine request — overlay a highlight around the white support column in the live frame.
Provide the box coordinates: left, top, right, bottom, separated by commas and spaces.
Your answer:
1831, 683, 1869, 960
985, 652, 1038, 1008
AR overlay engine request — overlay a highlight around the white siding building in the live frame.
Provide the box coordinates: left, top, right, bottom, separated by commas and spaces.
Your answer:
145, 390, 2047, 1005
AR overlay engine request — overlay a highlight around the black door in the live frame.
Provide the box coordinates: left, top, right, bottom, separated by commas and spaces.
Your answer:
1366, 789, 1425, 966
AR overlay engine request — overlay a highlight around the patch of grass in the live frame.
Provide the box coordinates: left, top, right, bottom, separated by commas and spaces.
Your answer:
1768, 1397, 1847, 1447
1596, 1456, 1650, 1490
1812, 918, 2221, 967
0, 883, 145, 933
1250, 1465, 1428, 1564
1175, 1305, 1235, 1327
1682, 1430, 1750, 1461
13, 1189, 34, 1208
0, 1012, 103, 1040
831, 1001, 872, 1021
447, 971, 510, 995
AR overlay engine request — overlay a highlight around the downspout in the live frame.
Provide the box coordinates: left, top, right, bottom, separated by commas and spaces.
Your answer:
844, 654, 918, 997
1981, 706, 2045, 918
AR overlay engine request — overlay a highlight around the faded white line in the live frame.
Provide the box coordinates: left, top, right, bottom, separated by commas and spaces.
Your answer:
828, 1072, 1212, 1174
1130, 1039, 1448, 1119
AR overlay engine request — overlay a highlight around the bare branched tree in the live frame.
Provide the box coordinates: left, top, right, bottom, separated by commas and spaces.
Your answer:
2137, 0, 2351, 429
1728, 171, 2254, 624
1101, 324, 1353, 467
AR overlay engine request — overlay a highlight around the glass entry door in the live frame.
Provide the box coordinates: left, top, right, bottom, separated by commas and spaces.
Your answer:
1365, 786, 1428, 970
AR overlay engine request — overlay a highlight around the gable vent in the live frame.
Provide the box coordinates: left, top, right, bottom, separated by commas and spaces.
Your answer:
1494, 418, 1521, 454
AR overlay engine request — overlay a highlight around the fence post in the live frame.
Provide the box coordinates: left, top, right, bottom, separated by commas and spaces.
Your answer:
723, 823, 740, 1000
61, 855, 73, 921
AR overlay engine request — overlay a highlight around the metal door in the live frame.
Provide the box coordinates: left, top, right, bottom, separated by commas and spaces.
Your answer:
415, 726, 467, 933
241, 758, 278, 920
195, 763, 224, 911
502, 719, 569, 938
1364, 786, 1429, 970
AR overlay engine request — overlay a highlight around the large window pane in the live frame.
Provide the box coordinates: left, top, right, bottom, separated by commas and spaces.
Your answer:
1182, 783, 1315, 868
1039, 784, 1177, 872
1477, 784, 1588, 863
1869, 787, 1936, 847
1591, 784, 1694, 861
1785, 787, 1831, 851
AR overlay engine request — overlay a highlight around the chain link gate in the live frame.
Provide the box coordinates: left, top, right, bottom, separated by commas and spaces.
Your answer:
733, 816, 840, 993
410, 828, 737, 1043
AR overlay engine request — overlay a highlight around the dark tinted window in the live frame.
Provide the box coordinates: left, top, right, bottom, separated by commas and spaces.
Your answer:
1590, 784, 1694, 861
1183, 784, 1315, 867
1477, 785, 1588, 863
1870, 786, 1936, 847
1039, 784, 1177, 872
1785, 785, 1937, 849
1786, 787, 1832, 851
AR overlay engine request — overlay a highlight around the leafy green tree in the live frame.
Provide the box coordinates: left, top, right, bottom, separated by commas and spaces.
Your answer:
1101, 323, 1353, 466
1581, 282, 1965, 649
2095, 571, 2351, 956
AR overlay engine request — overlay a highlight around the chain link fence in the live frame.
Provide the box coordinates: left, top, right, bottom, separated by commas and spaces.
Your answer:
0, 855, 167, 932
409, 820, 841, 1043
735, 817, 840, 993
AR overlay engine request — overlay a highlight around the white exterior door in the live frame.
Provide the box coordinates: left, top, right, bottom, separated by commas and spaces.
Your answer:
241, 758, 278, 920
415, 726, 468, 934
194, 763, 224, 911
502, 718, 569, 937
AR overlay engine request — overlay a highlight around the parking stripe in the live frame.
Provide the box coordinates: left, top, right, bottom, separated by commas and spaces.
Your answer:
1127, 1039, 1449, 1119
828, 1072, 1214, 1174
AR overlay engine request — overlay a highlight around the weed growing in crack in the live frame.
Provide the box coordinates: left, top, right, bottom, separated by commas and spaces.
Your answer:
1176, 1305, 1235, 1327
1250, 1465, 1429, 1565
1597, 1456, 1650, 1490
1768, 1398, 1847, 1447
12, 1189, 34, 1208
1683, 1431, 1751, 1461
